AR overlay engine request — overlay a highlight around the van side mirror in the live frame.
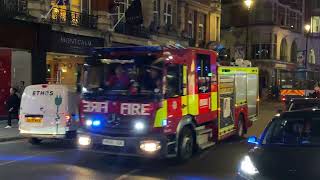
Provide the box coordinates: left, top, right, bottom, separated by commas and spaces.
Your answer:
247, 136, 259, 145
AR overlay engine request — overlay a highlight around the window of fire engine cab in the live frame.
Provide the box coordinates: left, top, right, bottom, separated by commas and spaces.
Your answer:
197, 54, 211, 93
166, 64, 183, 98
83, 56, 163, 98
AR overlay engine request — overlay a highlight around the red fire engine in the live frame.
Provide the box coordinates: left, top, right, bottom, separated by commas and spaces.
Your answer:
78, 46, 259, 160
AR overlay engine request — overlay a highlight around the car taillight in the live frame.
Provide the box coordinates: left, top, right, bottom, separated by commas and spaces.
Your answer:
65, 115, 71, 121
65, 115, 71, 127
281, 97, 286, 101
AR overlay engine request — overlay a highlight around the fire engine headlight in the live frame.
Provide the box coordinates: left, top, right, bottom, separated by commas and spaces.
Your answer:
134, 121, 145, 131
78, 136, 91, 146
140, 140, 161, 153
239, 155, 259, 176
85, 119, 93, 126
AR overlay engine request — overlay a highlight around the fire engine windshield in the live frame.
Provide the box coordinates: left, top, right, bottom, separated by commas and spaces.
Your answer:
83, 56, 163, 98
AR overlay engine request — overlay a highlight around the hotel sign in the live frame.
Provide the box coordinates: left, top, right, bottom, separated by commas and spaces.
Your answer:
49, 31, 104, 55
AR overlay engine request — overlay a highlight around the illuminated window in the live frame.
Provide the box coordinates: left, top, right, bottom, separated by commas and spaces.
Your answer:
153, 0, 159, 25
198, 13, 205, 41
116, 0, 132, 22
188, 11, 194, 38
164, 0, 172, 25
311, 16, 320, 33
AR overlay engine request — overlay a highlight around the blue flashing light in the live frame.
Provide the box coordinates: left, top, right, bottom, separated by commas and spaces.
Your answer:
247, 136, 259, 145
93, 46, 163, 55
92, 120, 101, 127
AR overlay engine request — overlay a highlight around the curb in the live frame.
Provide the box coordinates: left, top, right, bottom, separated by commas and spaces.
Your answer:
0, 136, 25, 143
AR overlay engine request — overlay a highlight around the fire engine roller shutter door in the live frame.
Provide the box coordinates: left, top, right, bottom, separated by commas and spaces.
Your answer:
235, 73, 247, 106
218, 74, 235, 135
247, 69, 259, 118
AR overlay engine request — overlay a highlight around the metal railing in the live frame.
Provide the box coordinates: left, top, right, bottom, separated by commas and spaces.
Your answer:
114, 22, 150, 39
49, 7, 98, 29
0, 0, 27, 18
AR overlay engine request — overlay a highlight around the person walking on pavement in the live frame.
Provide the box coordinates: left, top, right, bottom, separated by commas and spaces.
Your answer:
4, 88, 20, 128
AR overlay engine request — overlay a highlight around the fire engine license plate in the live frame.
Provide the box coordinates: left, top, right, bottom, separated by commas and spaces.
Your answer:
102, 139, 125, 147
26, 118, 42, 123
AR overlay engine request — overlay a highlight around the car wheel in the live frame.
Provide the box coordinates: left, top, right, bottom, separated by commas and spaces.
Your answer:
28, 138, 42, 145
177, 127, 194, 161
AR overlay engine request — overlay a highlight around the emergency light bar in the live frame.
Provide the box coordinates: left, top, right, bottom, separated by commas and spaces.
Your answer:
93, 46, 163, 55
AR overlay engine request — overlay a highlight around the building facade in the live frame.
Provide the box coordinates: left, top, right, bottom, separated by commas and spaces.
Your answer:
107, 0, 221, 48
0, 0, 108, 116
221, 0, 320, 93
0, 0, 221, 116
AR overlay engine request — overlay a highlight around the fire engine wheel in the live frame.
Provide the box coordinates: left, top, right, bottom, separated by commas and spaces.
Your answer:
237, 116, 245, 137
177, 127, 194, 161
28, 138, 42, 145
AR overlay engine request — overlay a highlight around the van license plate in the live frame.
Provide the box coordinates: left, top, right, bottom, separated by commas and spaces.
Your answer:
102, 139, 125, 147
26, 118, 42, 123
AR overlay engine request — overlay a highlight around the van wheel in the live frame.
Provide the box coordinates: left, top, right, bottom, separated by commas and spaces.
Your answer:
29, 138, 42, 145
237, 116, 245, 137
177, 127, 194, 162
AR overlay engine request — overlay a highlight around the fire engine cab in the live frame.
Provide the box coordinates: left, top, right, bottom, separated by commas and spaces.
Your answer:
78, 46, 259, 160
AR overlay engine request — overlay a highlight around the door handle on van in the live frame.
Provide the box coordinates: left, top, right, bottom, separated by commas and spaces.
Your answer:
182, 104, 187, 108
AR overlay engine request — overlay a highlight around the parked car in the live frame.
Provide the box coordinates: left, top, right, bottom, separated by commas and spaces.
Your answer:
238, 110, 320, 180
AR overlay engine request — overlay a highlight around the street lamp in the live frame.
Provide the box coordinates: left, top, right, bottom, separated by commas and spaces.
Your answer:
244, 0, 253, 9
244, 0, 253, 60
304, 24, 311, 69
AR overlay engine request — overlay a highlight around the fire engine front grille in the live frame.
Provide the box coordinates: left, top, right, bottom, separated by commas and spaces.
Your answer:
83, 113, 150, 136
93, 144, 138, 154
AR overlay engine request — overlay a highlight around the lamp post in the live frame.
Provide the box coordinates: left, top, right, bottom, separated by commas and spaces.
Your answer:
304, 24, 311, 69
304, 24, 311, 81
244, 0, 253, 60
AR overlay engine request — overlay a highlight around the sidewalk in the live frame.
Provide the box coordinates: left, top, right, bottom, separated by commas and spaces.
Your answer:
0, 119, 24, 142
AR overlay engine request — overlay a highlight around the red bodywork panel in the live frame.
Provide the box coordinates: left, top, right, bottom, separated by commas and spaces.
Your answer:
0, 49, 11, 116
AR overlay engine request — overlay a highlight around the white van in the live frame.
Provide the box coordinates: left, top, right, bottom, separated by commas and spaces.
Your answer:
19, 84, 79, 144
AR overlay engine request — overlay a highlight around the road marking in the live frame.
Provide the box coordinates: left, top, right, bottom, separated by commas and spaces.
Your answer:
0, 149, 73, 166
115, 169, 141, 180
0, 139, 26, 145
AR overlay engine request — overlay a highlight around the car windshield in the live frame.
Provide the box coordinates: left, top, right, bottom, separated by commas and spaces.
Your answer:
83, 56, 163, 98
289, 102, 320, 111
262, 117, 320, 146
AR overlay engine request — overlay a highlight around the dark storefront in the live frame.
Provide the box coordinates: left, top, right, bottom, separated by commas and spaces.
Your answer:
0, 19, 50, 116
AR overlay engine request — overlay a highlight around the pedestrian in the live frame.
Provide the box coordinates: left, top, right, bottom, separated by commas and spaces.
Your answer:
4, 88, 20, 128
311, 87, 320, 98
